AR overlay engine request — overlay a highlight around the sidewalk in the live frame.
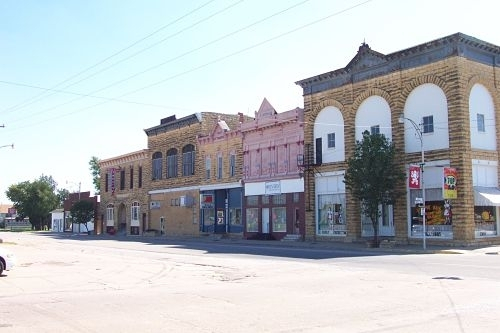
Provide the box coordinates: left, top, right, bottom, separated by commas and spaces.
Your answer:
86, 232, 500, 255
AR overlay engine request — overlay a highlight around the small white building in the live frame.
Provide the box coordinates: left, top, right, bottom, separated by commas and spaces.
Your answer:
51, 209, 64, 232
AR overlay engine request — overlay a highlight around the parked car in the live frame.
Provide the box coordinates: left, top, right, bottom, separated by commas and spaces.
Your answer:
0, 246, 16, 275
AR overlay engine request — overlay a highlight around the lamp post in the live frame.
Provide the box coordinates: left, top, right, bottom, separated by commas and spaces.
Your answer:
399, 114, 426, 249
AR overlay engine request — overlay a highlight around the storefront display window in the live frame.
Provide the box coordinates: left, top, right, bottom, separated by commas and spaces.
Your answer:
247, 196, 258, 206
410, 189, 452, 238
317, 194, 346, 236
474, 206, 498, 237
246, 208, 258, 232
230, 208, 242, 226
272, 207, 286, 232
202, 209, 215, 232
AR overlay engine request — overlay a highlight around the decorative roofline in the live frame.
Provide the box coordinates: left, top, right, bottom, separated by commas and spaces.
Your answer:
99, 149, 149, 168
295, 32, 500, 95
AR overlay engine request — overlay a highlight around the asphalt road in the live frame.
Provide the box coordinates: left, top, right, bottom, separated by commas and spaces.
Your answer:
1, 232, 499, 333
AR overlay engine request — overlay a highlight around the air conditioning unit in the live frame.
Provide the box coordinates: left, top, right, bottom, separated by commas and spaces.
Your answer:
150, 201, 161, 209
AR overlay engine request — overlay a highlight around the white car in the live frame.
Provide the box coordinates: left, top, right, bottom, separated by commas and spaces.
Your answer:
0, 246, 16, 275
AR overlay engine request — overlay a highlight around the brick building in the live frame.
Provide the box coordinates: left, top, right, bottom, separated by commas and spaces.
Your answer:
99, 150, 149, 235
240, 98, 305, 240
295, 32, 500, 246
145, 112, 246, 237
197, 115, 247, 235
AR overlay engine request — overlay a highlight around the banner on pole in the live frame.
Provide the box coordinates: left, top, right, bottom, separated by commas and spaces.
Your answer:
409, 165, 421, 189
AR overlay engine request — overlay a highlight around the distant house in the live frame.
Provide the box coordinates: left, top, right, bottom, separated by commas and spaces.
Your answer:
51, 209, 64, 232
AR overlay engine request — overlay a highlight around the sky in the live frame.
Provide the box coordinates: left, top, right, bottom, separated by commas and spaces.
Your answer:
1, 0, 499, 204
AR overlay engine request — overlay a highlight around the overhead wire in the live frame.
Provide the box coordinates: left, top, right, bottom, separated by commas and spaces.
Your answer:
0, 0, 218, 116
5, 0, 377, 131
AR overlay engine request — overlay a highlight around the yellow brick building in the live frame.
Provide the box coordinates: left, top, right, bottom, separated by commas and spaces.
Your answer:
295, 33, 500, 246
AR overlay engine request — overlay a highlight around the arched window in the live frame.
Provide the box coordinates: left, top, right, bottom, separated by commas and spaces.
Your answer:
182, 144, 195, 176
106, 203, 114, 222
152, 152, 163, 180
167, 148, 178, 178
131, 202, 140, 222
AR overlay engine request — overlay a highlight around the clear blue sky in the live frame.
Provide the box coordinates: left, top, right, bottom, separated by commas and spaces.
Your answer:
0, 0, 498, 204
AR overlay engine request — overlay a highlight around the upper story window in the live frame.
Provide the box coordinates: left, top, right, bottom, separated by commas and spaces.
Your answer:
205, 156, 211, 180
370, 125, 380, 135
167, 148, 178, 178
138, 166, 142, 188
105, 171, 109, 192
152, 152, 163, 180
422, 116, 434, 134
129, 167, 134, 189
182, 144, 195, 176
217, 155, 223, 179
229, 154, 236, 177
477, 113, 485, 132
327, 133, 335, 148
120, 169, 125, 190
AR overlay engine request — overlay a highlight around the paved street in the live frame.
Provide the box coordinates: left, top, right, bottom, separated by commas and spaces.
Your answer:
1, 232, 499, 333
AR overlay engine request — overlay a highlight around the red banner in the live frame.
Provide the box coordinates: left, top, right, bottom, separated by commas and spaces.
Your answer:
409, 165, 421, 189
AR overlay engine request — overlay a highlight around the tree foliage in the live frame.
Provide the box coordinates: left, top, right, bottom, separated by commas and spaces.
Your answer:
89, 156, 101, 195
70, 200, 95, 233
6, 175, 59, 230
344, 131, 405, 246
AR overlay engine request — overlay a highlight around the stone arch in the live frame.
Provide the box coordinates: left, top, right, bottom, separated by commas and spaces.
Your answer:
465, 74, 500, 108
401, 75, 449, 102
311, 99, 344, 118
351, 88, 392, 112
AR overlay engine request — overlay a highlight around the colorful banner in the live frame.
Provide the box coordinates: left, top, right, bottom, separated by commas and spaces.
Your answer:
443, 167, 457, 199
409, 165, 421, 189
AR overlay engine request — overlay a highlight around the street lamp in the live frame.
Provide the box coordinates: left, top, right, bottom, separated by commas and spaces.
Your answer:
398, 113, 426, 249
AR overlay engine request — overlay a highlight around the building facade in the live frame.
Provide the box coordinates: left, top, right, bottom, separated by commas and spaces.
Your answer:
240, 98, 305, 240
99, 150, 149, 235
197, 115, 247, 235
296, 33, 500, 246
145, 112, 245, 237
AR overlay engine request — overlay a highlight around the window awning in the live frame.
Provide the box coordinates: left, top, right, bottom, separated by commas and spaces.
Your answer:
474, 187, 500, 206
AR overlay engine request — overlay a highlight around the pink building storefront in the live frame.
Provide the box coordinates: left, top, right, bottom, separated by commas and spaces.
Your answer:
241, 98, 305, 241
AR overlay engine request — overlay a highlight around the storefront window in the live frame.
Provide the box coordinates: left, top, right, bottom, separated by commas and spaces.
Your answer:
410, 189, 453, 238
272, 207, 286, 232
246, 208, 258, 232
317, 194, 346, 236
246, 196, 258, 206
230, 208, 242, 226
262, 195, 269, 204
202, 209, 215, 232
474, 206, 498, 237
272, 194, 286, 205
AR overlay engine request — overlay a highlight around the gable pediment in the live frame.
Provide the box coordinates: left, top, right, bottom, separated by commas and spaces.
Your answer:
256, 98, 277, 119
345, 43, 387, 72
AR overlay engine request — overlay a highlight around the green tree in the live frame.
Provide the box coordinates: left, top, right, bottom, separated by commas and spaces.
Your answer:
56, 188, 70, 208
70, 200, 95, 233
6, 176, 59, 230
344, 131, 405, 247
89, 156, 101, 195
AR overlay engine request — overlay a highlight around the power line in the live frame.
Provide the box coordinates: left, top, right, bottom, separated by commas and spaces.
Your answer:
0, 0, 218, 116
6, 0, 308, 126
6, 0, 377, 131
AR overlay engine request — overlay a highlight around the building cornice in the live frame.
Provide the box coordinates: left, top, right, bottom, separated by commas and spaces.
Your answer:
296, 32, 500, 95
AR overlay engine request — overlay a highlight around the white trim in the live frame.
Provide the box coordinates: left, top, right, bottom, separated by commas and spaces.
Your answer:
149, 185, 199, 195
200, 182, 242, 191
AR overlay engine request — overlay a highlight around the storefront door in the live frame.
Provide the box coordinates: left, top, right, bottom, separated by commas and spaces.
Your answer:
262, 208, 270, 233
